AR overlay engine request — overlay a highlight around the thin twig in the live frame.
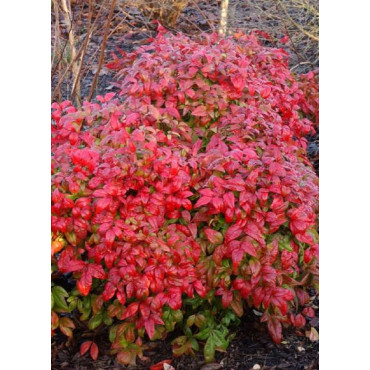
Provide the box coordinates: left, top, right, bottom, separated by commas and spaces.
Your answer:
60, 0, 81, 105
51, 41, 85, 103
276, 0, 319, 41
88, 0, 117, 101
51, 0, 60, 69
190, 0, 215, 32
70, 0, 94, 103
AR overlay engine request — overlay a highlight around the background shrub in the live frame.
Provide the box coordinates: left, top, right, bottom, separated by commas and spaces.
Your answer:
51, 28, 319, 365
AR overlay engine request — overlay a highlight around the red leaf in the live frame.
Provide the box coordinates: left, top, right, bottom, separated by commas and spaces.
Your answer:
192, 105, 208, 117
232, 278, 251, 298
121, 302, 140, 320
221, 290, 233, 308
204, 228, 223, 245
194, 196, 212, 208
144, 317, 155, 339
88, 264, 106, 279
77, 269, 92, 296
90, 342, 99, 361
267, 317, 282, 343
105, 92, 115, 101
241, 239, 257, 257
102, 282, 116, 301
166, 107, 181, 120
80, 341, 92, 356
280, 35, 290, 44
96, 197, 111, 213
106, 229, 116, 246
248, 85, 256, 96
296, 289, 310, 305
302, 307, 315, 318
261, 86, 272, 99
231, 74, 245, 91
249, 258, 261, 277
57, 248, 86, 273
245, 223, 265, 246
116, 291, 126, 306
225, 224, 242, 244
194, 280, 207, 298
199, 188, 215, 197
232, 249, 244, 271
223, 191, 235, 209
150, 360, 172, 370
252, 286, 264, 307
110, 114, 120, 130
293, 314, 306, 328
125, 112, 140, 125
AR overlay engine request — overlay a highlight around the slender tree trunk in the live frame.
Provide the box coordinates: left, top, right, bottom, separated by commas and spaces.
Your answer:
219, 0, 229, 36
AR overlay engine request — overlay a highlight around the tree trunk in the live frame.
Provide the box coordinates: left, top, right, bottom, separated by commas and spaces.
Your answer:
219, 0, 229, 36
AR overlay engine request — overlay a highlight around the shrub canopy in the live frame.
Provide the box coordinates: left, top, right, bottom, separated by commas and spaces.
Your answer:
51, 28, 319, 365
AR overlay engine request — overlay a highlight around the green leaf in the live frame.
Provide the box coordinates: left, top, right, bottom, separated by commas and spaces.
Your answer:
173, 310, 183, 323
88, 313, 103, 330
83, 296, 91, 310
204, 336, 216, 362
67, 296, 78, 311
109, 326, 117, 343
51, 294, 54, 310
190, 338, 199, 351
165, 320, 175, 332
80, 307, 91, 321
194, 327, 211, 340
52, 286, 69, 312
183, 325, 192, 337
194, 314, 206, 328
278, 236, 293, 252
212, 330, 228, 350
228, 333, 236, 342
171, 336, 187, 346
186, 314, 195, 327
306, 228, 319, 243
104, 316, 113, 326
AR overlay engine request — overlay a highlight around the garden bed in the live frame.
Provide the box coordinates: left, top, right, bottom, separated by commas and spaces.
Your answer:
52, 293, 318, 370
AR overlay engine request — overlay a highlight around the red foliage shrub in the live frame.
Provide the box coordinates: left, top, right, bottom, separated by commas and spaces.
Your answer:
297, 69, 319, 127
51, 28, 318, 364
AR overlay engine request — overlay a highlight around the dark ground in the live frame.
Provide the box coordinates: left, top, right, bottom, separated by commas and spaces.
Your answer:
52, 293, 318, 370
51, 1, 319, 368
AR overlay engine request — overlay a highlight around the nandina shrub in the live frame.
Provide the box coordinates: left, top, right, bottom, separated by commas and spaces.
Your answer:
51, 29, 319, 365
107, 28, 316, 147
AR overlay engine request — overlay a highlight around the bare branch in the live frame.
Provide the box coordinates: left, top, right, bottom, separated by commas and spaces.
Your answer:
87, 0, 117, 101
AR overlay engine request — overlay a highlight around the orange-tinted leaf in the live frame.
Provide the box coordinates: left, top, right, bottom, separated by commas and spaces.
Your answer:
150, 360, 172, 370
59, 317, 75, 338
